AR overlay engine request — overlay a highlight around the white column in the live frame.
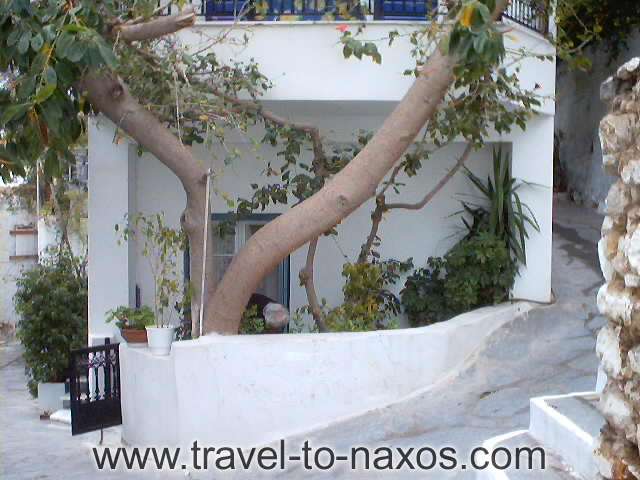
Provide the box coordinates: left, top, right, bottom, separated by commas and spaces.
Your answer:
88, 116, 136, 345
509, 114, 554, 303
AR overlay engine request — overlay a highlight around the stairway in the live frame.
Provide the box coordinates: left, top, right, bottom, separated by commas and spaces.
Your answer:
477, 392, 604, 480
49, 393, 71, 425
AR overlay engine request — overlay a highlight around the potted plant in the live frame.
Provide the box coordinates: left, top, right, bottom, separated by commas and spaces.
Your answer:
106, 306, 155, 346
14, 248, 87, 414
117, 213, 185, 356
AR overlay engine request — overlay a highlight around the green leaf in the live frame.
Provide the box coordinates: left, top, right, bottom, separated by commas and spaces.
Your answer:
30, 33, 43, 51
17, 30, 32, 54
44, 66, 57, 87
55, 32, 74, 59
7, 28, 21, 46
43, 148, 62, 177
54, 61, 74, 85
65, 42, 87, 63
95, 38, 117, 68
17, 75, 37, 100
34, 84, 56, 104
1, 103, 31, 125
62, 24, 87, 33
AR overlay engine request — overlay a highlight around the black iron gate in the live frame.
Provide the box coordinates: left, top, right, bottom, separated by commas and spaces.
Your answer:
69, 340, 122, 435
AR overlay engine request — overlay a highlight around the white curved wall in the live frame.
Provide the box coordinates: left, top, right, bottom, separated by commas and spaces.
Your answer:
121, 302, 531, 448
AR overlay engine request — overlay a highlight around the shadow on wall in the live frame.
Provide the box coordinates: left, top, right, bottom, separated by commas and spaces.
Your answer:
555, 30, 640, 208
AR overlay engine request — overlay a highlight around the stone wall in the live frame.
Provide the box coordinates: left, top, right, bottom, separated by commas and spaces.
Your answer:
596, 58, 640, 479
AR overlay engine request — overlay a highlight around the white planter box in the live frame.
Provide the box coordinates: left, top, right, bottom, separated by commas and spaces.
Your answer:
37, 382, 66, 414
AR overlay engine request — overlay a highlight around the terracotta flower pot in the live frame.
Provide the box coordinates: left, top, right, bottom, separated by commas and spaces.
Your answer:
121, 328, 148, 345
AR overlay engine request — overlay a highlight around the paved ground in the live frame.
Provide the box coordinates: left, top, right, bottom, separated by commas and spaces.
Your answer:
0, 198, 605, 479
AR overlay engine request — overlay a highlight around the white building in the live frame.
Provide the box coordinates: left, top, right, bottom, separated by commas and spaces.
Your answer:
0, 194, 38, 338
88, 0, 557, 344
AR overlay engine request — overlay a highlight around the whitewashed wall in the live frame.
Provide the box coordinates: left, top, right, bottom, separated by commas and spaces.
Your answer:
121, 302, 531, 448
179, 19, 556, 113
0, 203, 36, 337
133, 112, 496, 321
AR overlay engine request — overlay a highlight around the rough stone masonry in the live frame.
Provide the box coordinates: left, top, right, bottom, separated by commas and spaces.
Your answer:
596, 57, 640, 479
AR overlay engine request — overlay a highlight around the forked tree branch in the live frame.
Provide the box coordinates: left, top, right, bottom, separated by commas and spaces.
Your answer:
385, 143, 473, 210
357, 143, 473, 263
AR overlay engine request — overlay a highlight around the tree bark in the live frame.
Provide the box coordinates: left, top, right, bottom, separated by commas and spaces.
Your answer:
82, 73, 216, 337
357, 195, 385, 264
298, 237, 328, 332
110, 7, 196, 42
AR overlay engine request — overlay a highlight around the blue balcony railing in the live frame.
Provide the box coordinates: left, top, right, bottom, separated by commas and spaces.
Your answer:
203, 0, 439, 20
164, 0, 548, 34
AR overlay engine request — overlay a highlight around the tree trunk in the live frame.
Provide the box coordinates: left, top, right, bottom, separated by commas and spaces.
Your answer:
204, 53, 457, 333
82, 74, 217, 337
204, 3, 508, 334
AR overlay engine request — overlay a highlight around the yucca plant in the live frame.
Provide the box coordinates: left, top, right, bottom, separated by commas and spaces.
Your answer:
459, 148, 540, 265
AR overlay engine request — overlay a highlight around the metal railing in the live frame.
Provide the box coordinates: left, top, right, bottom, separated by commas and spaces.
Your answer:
207, 0, 363, 20
161, 0, 548, 34
164, 0, 439, 20
503, 0, 548, 34
69, 340, 122, 436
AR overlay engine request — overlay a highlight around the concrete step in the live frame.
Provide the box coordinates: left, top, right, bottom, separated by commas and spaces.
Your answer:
528, 392, 603, 480
49, 408, 71, 425
476, 430, 579, 480
476, 391, 604, 480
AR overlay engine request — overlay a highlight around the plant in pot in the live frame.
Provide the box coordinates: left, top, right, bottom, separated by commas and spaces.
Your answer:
14, 247, 87, 413
117, 213, 186, 355
106, 306, 155, 346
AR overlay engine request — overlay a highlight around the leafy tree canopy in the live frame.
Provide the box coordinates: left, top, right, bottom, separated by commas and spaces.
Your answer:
557, 0, 640, 59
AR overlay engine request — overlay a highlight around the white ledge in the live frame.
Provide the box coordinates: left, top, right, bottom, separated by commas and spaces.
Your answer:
120, 301, 532, 448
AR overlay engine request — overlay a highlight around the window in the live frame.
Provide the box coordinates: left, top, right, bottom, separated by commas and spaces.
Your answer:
211, 214, 290, 307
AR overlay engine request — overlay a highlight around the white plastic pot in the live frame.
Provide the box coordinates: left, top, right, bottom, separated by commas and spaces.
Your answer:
37, 382, 66, 414
145, 326, 176, 356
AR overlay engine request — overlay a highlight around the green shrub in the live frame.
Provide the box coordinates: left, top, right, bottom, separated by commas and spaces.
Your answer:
325, 260, 410, 332
400, 257, 450, 327
401, 232, 517, 327
239, 304, 265, 334
444, 231, 517, 311
15, 249, 88, 397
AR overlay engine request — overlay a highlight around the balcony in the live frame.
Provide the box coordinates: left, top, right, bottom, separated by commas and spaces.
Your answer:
172, 0, 548, 34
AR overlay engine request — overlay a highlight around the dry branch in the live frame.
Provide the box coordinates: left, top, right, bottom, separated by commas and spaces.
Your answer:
111, 8, 196, 42
385, 143, 473, 210
357, 143, 473, 263
298, 237, 328, 332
